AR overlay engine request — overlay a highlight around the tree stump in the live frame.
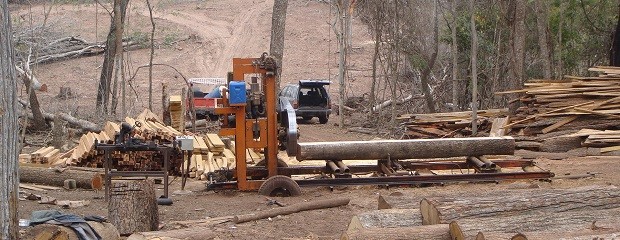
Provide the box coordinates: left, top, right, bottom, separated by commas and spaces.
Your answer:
108, 180, 158, 235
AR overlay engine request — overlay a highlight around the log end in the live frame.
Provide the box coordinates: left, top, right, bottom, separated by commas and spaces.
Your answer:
91, 173, 103, 190
377, 195, 392, 210
420, 198, 440, 225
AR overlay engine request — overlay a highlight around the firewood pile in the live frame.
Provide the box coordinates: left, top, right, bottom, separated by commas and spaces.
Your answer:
397, 109, 509, 139
497, 66, 620, 152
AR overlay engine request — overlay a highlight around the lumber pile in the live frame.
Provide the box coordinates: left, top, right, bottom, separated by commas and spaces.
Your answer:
495, 66, 620, 153
22, 109, 186, 171
181, 134, 236, 180
169, 95, 184, 131
396, 109, 509, 139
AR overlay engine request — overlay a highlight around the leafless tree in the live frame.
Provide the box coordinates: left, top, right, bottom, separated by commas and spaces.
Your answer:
0, 0, 20, 237
270, 0, 289, 89
469, 0, 478, 135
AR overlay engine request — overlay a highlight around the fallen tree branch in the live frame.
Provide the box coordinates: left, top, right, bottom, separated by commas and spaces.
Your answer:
372, 94, 423, 112
233, 197, 350, 224
17, 98, 101, 132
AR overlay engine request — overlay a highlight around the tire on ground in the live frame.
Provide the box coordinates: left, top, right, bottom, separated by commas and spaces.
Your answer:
258, 175, 302, 197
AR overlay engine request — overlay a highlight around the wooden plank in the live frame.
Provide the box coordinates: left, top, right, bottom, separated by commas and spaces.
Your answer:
489, 117, 509, 137
600, 145, 620, 153
542, 116, 579, 134
42, 149, 60, 163
504, 101, 594, 128
206, 134, 226, 148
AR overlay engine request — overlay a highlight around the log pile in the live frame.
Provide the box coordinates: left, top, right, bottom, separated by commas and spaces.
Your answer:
396, 109, 509, 139
497, 66, 620, 153
345, 185, 620, 240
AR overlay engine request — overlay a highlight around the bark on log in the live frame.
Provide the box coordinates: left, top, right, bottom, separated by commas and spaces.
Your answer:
347, 209, 421, 232
21, 221, 120, 240
108, 180, 158, 236
19, 165, 103, 190
127, 226, 217, 240
297, 137, 515, 161
234, 197, 350, 223
378, 193, 421, 210
421, 185, 620, 225
58, 112, 101, 133
341, 224, 451, 240
454, 211, 620, 238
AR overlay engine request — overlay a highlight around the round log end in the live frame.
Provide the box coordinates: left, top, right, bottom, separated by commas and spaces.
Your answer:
91, 173, 103, 190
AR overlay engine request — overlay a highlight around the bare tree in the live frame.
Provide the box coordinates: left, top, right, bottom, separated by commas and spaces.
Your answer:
469, 0, 478, 135
331, 0, 348, 128
147, 0, 155, 111
270, 0, 288, 89
451, 0, 459, 111
418, 0, 439, 113
96, 0, 129, 115
0, 0, 20, 238
534, 0, 552, 78
507, 0, 527, 113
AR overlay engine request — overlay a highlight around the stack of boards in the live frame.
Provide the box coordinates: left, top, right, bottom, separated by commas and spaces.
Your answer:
396, 109, 509, 139
181, 134, 238, 180
22, 109, 183, 170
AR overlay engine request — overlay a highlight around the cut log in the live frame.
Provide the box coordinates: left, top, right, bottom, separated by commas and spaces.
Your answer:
420, 185, 620, 225
539, 135, 583, 152
127, 226, 217, 240
452, 208, 620, 237
378, 193, 420, 210
234, 197, 350, 224
108, 180, 158, 236
58, 112, 101, 133
297, 137, 515, 161
347, 209, 421, 232
341, 224, 451, 240
19, 165, 103, 190
21, 221, 120, 240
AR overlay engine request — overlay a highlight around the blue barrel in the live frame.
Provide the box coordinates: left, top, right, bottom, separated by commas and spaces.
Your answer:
228, 81, 247, 105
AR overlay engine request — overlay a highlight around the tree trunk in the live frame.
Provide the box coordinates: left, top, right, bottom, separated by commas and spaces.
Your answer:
378, 194, 421, 210
420, 185, 620, 225
336, 0, 347, 129
507, 0, 526, 112
147, 0, 155, 111
341, 224, 451, 240
419, 0, 439, 113
22, 221, 120, 240
534, 0, 552, 78
162, 83, 171, 125
234, 197, 350, 223
21, 65, 48, 131
58, 112, 102, 133
469, 0, 478, 134
369, 3, 382, 115
51, 114, 65, 149
347, 209, 421, 232
19, 165, 104, 190
297, 137, 515, 161
96, 0, 129, 114
451, 0, 459, 111
108, 180, 158, 236
0, 0, 20, 236
269, 0, 288, 89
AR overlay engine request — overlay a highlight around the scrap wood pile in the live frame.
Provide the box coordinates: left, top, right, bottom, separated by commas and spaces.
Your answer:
396, 109, 509, 139
342, 185, 620, 240
496, 66, 620, 153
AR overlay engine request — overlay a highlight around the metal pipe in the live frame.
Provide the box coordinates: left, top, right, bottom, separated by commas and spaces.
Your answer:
466, 156, 486, 169
478, 156, 497, 169
297, 137, 515, 161
326, 161, 341, 173
334, 160, 350, 173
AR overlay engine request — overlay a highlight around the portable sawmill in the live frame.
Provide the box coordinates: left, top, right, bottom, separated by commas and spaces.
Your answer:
200, 53, 553, 196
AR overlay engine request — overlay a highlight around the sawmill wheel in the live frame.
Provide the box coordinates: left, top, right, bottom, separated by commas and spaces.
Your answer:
255, 157, 289, 167
258, 175, 302, 197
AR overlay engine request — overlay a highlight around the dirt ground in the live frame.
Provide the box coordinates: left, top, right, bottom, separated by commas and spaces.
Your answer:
10, 0, 620, 239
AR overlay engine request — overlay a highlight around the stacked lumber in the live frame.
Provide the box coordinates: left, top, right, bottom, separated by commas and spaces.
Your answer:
348, 185, 620, 240
169, 95, 183, 131
182, 135, 236, 180
495, 67, 620, 153
397, 109, 509, 139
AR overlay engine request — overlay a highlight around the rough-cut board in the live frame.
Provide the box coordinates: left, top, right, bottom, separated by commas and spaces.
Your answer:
420, 185, 620, 225
489, 117, 509, 137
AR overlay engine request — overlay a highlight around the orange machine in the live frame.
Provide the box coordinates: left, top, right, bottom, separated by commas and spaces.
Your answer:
213, 53, 284, 191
